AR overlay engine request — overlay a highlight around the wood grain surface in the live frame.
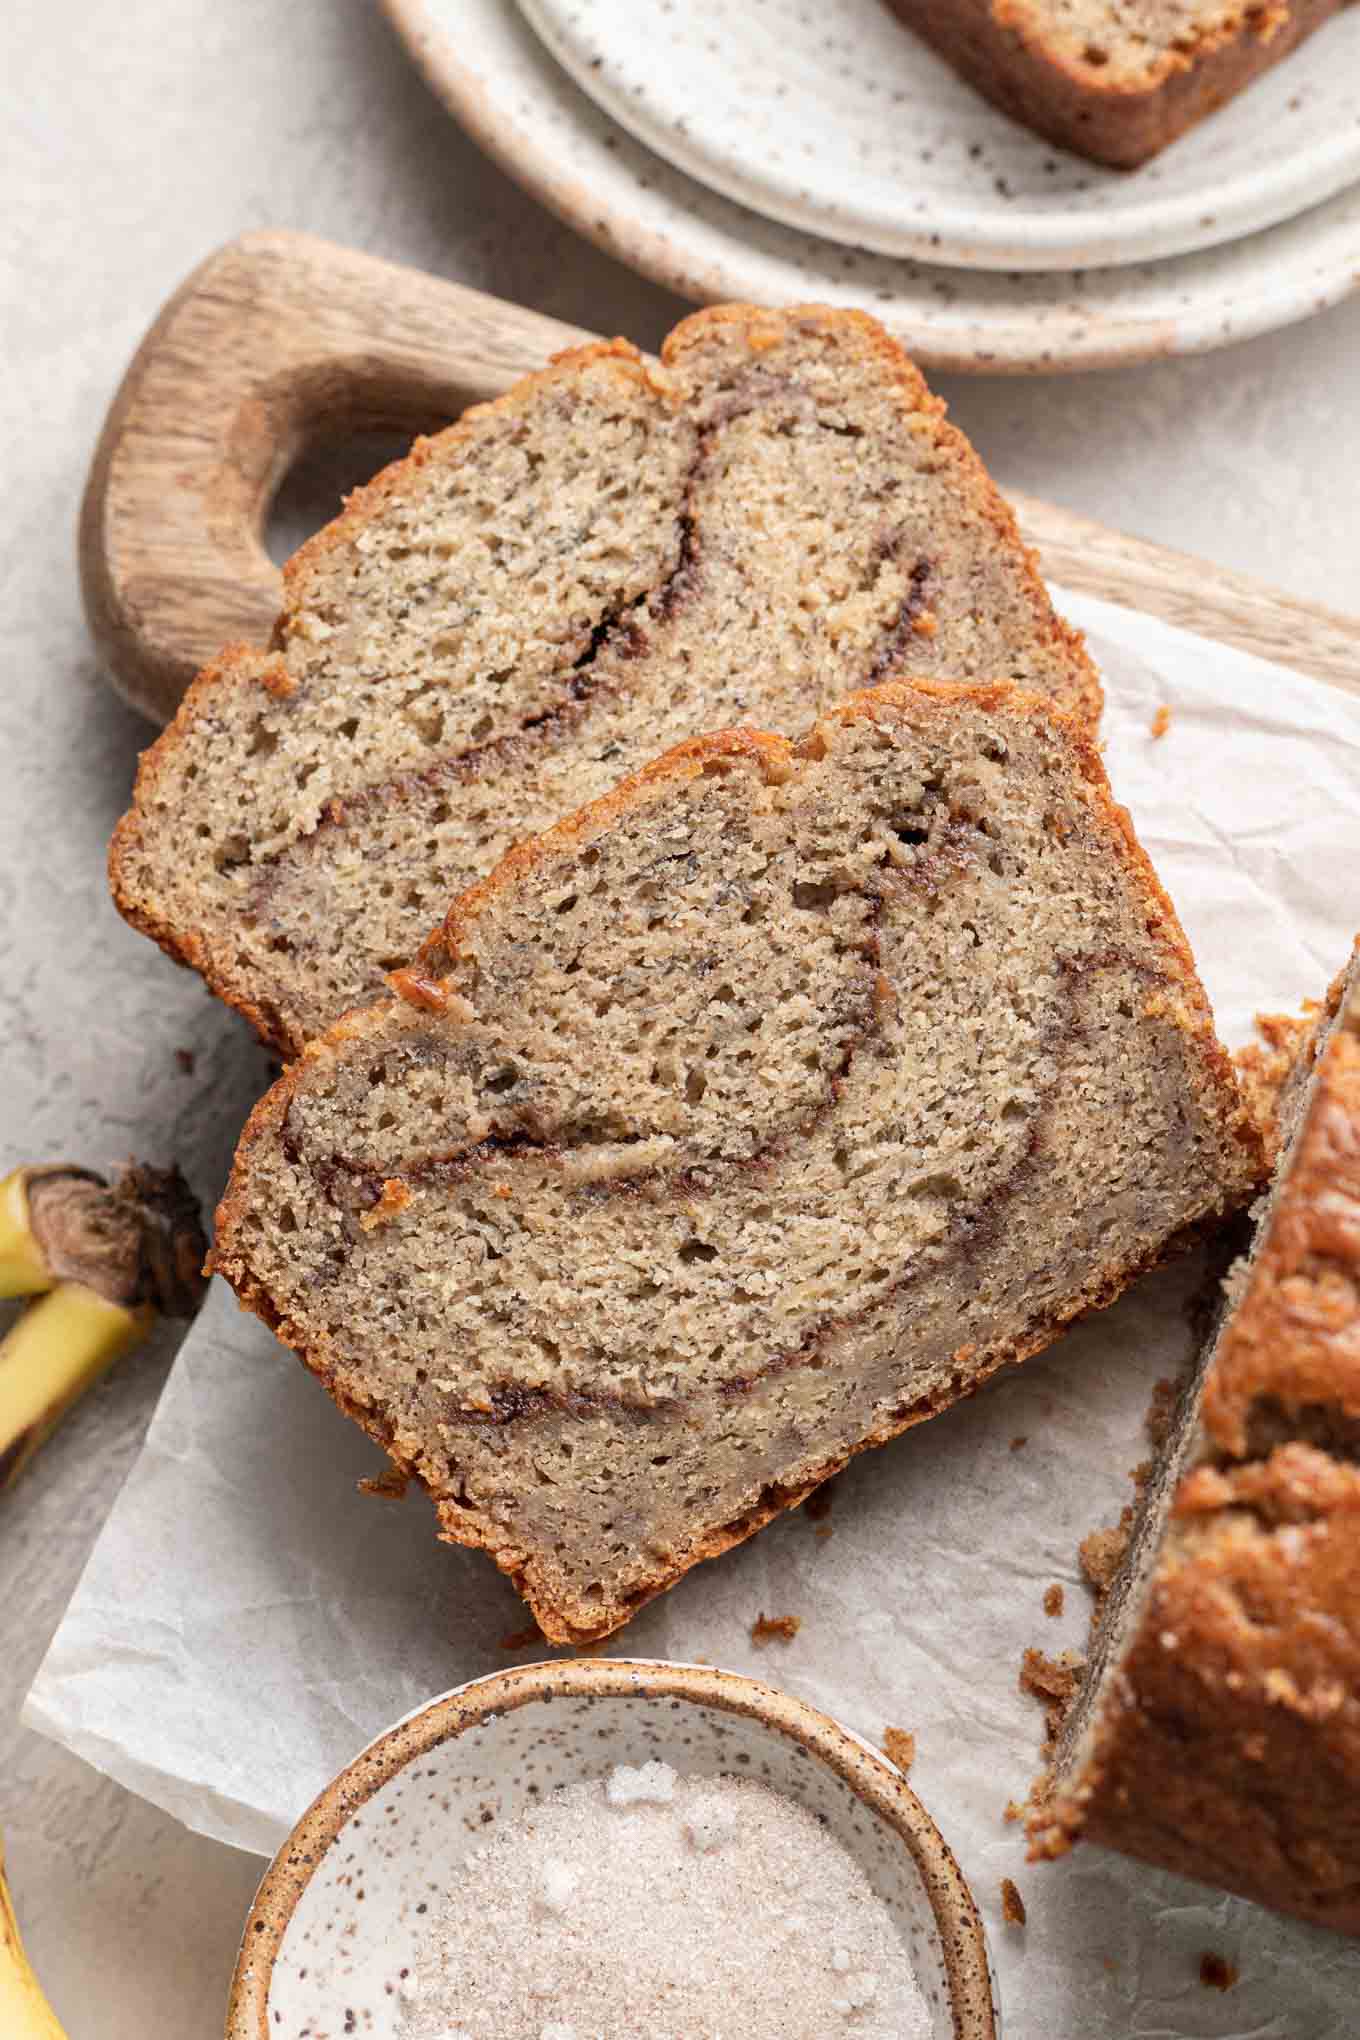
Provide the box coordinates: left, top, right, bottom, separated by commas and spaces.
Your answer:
80, 229, 1360, 725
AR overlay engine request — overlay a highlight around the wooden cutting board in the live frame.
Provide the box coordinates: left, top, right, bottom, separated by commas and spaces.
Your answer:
80, 230, 1360, 727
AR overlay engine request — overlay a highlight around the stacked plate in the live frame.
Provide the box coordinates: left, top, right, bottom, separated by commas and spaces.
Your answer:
383, 0, 1360, 371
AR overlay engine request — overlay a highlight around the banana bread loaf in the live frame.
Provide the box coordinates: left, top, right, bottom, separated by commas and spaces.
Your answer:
211, 680, 1260, 1644
884, 0, 1347, 168
1030, 942, 1360, 1934
109, 304, 1097, 1057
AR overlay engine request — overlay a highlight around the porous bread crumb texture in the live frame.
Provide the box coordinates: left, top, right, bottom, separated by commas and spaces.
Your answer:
110, 302, 1098, 1056
1031, 942, 1360, 1937
397, 1767, 931, 2040
883, 0, 1346, 167
212, 683, 1260, 1644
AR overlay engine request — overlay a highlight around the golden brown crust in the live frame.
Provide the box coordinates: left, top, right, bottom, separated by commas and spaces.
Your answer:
1035, 1445, 1360, 1932
212, 680, 1259, 1644
1204, 953, 1360, 1455
1032, 944, 1360, 1934
883, 0, 1345, 167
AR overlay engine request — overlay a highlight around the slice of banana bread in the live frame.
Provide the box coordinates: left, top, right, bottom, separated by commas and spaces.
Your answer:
109, 304, 1097, 1057
211, 680, 1260, 1645
1030, 943, 1360, 1934
885, 0, 1346, 168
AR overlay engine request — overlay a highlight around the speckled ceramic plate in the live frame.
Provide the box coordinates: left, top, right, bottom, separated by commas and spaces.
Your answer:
224, 1659, 1000, 2038
382, 0, 1360, 373
516, 0, 1360, 272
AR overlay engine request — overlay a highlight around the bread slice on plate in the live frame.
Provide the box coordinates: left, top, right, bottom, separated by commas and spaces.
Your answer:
1030, 942, 1360, 1934
211, 680, 1260, 1644
109, 304, 1097, 1057
884, 0, 1346, 167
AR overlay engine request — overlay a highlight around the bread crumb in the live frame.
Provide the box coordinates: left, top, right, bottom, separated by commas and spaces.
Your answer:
500, 1625, 542, 1651
1021, 1647, 1082, 1704
1020, 1647, 1085, 1748
1009, 1434, 1028, 1452
910, 609, 938, 638
1079, 1525, 1126, 1600
1043, 1583, 1064, 1618
1234, 1001, 1321, 1156
1199, 1951, 1239, 1991
357, 1465, 411, 1501
359, 1176, 412, 1232
1150, 704, 1171, 739
1003, 1799, 1026, 1824
882, 1727, 916, 1775
1000, 1878, 1027, 1926
260, 658, 297, 700
1145, 1375, 1179, 1450
751, 1612, 801, 1646
174, 1047, 195, 1075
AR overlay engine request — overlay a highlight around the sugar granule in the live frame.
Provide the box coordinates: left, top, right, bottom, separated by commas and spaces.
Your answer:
539, 1858, 580, 1913
604, 1759, 676, 1807
398, 1767, 931, 2039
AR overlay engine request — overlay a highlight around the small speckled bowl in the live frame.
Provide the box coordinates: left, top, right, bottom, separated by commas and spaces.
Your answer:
225, 1658, 1000, 2039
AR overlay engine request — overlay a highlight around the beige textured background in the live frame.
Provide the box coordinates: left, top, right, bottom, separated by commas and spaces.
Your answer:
2, 2, 1357, 2031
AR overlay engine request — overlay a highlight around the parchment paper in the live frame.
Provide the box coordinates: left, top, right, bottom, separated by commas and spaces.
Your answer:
26, 592, 1360, 2036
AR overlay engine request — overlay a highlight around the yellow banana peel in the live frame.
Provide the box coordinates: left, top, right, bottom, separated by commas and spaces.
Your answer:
0, 1171, 58, 1300
0, 1159, 206, 1491
0, 1284, 152, 1491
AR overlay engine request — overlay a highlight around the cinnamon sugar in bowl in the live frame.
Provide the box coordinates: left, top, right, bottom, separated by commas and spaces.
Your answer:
225, 1658, 999, 2039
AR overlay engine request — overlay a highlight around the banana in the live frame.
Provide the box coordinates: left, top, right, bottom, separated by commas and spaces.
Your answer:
0, 1168, 85, 1299
0, 1284, 151, 1491
0, 1161, 207, 1491
0, 1827, 67, 2039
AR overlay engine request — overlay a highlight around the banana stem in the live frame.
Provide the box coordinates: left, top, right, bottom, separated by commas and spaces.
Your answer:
0, 1285, 151, 1492
0, 1826, 69, 2038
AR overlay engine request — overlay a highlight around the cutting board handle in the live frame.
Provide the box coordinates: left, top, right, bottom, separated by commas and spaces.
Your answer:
82, 229, 1360, 725
79, 230, 596, 724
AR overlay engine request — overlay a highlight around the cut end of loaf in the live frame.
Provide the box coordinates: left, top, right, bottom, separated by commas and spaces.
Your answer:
1032, 940, 1360, 1934
212, 680, 1259, 1642
110, 301, 1098, 1057
884, 0, 1345, 167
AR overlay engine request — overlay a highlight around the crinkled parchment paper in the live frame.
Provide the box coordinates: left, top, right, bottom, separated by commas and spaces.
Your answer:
26, 592, 1360, 2036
